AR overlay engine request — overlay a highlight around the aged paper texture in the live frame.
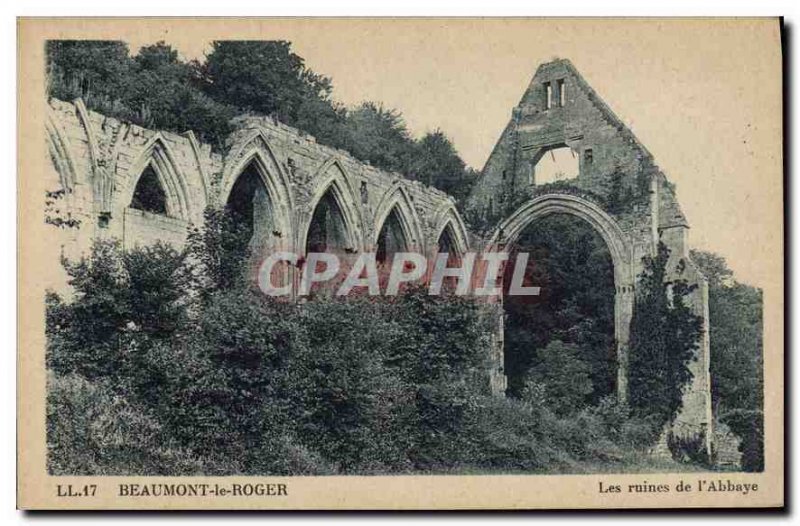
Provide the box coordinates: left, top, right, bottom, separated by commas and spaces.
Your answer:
18, 17, 783, 509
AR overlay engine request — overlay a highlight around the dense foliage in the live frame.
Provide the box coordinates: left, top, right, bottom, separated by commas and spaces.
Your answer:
47, 210, 673, 475
46, 40, 476, 204
503, 214, 617, 404
628, 244, 703, 434
691, 250, 764, 471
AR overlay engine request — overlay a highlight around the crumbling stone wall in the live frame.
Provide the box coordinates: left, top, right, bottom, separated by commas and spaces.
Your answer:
46, 97, 469, 266
466, 58, 713, 452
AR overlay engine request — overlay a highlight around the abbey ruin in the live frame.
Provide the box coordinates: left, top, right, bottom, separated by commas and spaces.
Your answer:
44, 59, 714, 451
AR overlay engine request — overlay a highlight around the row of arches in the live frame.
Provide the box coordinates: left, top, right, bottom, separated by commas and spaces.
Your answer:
45, 108, 469, 259
223, 152, 469, 261
48, 103, 638, 402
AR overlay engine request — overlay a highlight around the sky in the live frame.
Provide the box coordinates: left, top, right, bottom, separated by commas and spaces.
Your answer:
119, 18, 782, 288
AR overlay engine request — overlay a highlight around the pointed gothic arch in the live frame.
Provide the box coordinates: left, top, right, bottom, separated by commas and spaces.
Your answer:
220, 130, 294, 249
130, 164, 168, 215
299, 158, 364, 254
491, 194, 632, 288
491, 193, 635, 400
437, 222, 461, 258
431, 202, 470, 258
373, 184, 424, 255
124, 134, 194, 221
375, 206, 410, 264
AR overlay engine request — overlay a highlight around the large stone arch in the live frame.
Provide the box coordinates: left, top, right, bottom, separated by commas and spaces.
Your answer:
372, 184, 425, 254
220, 130, 294, 250
299, 157, 364, 254
490, 193, 635, 400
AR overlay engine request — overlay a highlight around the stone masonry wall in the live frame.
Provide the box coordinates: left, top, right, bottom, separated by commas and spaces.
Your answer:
46, 97, 469, 265
466, 59, 713, 452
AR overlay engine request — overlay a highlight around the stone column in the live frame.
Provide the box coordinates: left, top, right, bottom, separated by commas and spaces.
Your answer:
661, 225, 714, 456
615, 285, 634, 402
670, 275, 714, 456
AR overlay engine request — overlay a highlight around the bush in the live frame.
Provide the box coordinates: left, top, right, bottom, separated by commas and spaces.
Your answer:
46, 240, 190, 379
47, 373, 210, 475
668, 430, 711, 466
284, 298, 410, 473
723, 409, 764, 472
520, 340, 594, 415
461, 395, 561, 472
46, 217, 712, 475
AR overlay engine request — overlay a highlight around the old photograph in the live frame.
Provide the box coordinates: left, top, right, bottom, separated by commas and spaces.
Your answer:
18, 17, 783, 509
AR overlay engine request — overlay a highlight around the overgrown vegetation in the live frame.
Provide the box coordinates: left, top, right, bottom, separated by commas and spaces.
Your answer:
464, 173, 648, 237
44, 38, 761, 473
628, 244, 704, 434
46, 210, 705, 475
503, 214, 616, 404
46, 40, 477, 204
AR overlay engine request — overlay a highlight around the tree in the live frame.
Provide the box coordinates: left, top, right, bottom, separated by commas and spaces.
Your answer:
185, 207, 254, 297
46, 41, 236, 149
201, 41, 335, 126
46, 39, 477, 202
46, 40, 134, 117
127, 42, 236, 147
522, 340, 594, 415
410, 130, 473, 202
340, 102, 415, 173
503, 214, 616, 402
46, 240, 190, 379
122, 242, 191, 338
628, 243, 703, 430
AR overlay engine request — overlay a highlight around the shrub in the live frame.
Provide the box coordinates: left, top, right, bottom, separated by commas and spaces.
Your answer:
668, 430, 711, 466
45, 215, 715, 476
723, 409, 764, 472
46, 240, 190, 379
520, 340, 594, 415
47, 373, 210, 475
284, 298, 408, 472
462, 395, 562, 472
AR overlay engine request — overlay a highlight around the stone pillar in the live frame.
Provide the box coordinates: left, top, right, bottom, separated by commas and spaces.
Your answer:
660, 224, 714, 456
615, 285, 634, 402
489, 297, 508, 395
670, 275, 714, 456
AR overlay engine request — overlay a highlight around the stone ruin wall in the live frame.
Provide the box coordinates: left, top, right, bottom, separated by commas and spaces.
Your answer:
45, 97, 468, 278
45, 58, 717, 457
466, 59, 714, 453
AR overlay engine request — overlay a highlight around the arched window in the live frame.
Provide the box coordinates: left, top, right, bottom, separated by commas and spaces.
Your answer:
306, 188, 350, 254
437, 223, 457, 256
501, 212, 616, 406
226, 160, 278, 255
130, 164, 168, 215
376, 207, 408, 264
